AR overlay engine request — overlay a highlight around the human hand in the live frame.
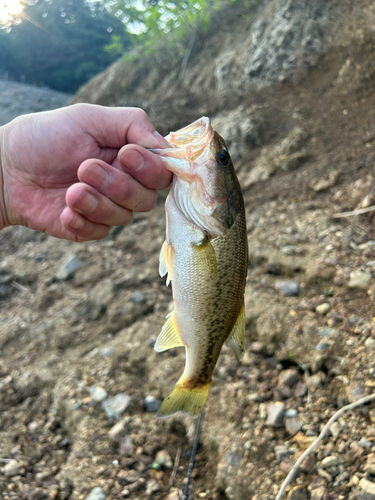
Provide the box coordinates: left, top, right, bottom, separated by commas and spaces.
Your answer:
0, 104, 171, 242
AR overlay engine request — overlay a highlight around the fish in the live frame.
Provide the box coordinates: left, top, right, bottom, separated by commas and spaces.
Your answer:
151, 116, 248, 418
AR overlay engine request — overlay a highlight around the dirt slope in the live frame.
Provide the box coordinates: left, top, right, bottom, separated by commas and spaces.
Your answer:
1, 1, 375, 499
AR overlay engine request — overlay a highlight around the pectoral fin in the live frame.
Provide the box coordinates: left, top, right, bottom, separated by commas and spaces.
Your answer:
159, 240, 173, 286
193, 238, 217, 276
154, 311, 184, 352
225, 301, 245, 361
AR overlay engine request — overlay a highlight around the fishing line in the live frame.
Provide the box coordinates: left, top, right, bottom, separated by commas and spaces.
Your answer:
182, 409, 205, 500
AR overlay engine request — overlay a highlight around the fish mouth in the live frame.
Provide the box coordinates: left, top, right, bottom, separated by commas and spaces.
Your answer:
149, 117, 215, 179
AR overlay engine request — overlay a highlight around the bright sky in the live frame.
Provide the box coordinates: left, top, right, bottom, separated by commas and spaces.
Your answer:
0, 1, 23, 24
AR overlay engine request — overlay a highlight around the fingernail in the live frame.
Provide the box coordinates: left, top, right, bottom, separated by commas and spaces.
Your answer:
68, 212, 85, 229
121, 149, 145, 172
74, 192, 98, 213
81, 163, 109, 190
153, 131, 170, 148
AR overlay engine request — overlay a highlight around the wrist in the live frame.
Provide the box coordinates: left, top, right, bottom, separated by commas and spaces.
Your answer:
0, 125, 9, 230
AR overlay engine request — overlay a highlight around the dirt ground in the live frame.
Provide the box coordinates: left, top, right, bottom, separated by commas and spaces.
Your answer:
1, 21, 375, 500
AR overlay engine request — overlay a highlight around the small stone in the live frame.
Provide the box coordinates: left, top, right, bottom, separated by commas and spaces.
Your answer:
100, 347, 114, 357
294, 382, 308, 397
360, 438, 373, 449
305, 373, 325, 392
84, 487, 105, 500
274, 445, 290, 462
347, 382, 366, 403
2, 459, 19, 477
102, 393, 131, 419
315, 303, 331, 315
359, 478, 375, 498
266, 401, 285, 427
309, 486, 325, 500
145, 479, 160, 495
89, 386, 108, 402
28, 421, 39, 433
108, 419, 128, 442
285, 417, 302, 436
348, 270, 371, 290
284, 408, 298, 418
165, 489, 180, 500
278, 369, 299, 387
144, 395, 161, 413
55, 255, 83, 281
154, 450, 173, 469
130, 291, 146, 304
321, 455, 340, 468
365, 338, 375, 349
287, 485, 310, 500
329, 422, 341, 438
224, 451, 243, 466
275, 280, 300, 296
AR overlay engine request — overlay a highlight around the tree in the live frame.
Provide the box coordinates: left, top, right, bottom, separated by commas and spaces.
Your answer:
0, 0, 131, 92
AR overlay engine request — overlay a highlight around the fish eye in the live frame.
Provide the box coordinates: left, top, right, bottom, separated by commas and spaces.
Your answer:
218, 149, 230, 167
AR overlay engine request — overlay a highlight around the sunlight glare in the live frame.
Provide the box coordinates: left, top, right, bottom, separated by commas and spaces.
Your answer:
0, 1, 24, 24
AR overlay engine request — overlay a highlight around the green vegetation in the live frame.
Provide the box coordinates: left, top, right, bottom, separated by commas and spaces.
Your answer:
0, 0, 130, 93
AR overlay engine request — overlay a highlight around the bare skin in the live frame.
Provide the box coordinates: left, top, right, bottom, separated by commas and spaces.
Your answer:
0, 103, 172, 242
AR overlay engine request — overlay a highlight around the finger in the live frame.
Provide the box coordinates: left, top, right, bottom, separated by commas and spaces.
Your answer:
65, 182, 137, 226
68, 104, 170, 150
60, 206, 111, 241
118, 145, 172, 190
77, 160, 159, 211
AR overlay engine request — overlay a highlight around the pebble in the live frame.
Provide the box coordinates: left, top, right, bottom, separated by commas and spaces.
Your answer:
348, 270, 371, 290
359, 478, 375, 498
315, 302, 331, 315
305, 372, 325, 392
224, 451, 243, 466
89, 386, 108, 402
284, 408, 298, 418
55, 255, 83, 281
321, 455, 340, 468
144, 395, 161, 413
84, 487, 105, 500
274, 444, 290, 462
130, 291, 146, 304
309, 486, 326, 500
285, 417, 302, 436
287, 485, 310, 500
278, 369, 299, 387
346, 382, 366, 403
153, 450, 173, 469
2, 459, 19, 477
108, 419, 128, 442
165, 489, 180, 500
102, 393, 131, 419
275, 280, 300, 296
294, 381, 308, 397
266, 401, 285, 427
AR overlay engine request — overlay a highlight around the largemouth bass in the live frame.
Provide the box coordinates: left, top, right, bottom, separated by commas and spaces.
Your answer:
152, 117, 248, 418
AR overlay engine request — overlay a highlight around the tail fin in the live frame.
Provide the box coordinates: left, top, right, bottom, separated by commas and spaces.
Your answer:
157, 382, 211, 418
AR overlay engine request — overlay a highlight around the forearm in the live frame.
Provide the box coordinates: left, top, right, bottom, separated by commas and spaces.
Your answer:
0, 124, 9, 230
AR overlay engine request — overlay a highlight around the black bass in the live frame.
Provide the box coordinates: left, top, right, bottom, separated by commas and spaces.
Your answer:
152, 117, 248, 418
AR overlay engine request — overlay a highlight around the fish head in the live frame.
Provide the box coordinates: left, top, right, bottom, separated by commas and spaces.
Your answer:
151, 117, 244, 237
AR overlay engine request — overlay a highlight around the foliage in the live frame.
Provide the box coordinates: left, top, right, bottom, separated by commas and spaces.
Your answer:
0, 0, 131, 92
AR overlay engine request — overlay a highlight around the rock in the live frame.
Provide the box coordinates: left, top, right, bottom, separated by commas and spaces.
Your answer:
84, 487, 105, 500
287, 485, 310, 500
145, 479, 160, 495
165, 489, 180, 500
315, 302, 331, 315
312, 171, 339, 192
130, 291, 146, 304
285, 417, 302, 436
358, 478, 375, 499
55, 255, 83, 281
309, 486, 325, 500
224, 451, 243, 466
348, 270, 371, 290
102, 393, 131, 419
321, 455, 340, 468
347, 382, 366, 403
108, 419, 128, 442
278, 369, 299, 387
2, 459, 19, 476
89, 386, 108, 402
305, 373, 325, 392
144, 395, 161, 413
266, 401, 285, 427
274, 445, 290, 462
284, 408, 298, 418
294, 382, 308, 397
153, 450, 173, 469
275, 280, 300, 296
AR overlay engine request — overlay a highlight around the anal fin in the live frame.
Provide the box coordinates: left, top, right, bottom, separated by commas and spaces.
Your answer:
154, 311, 184, 352
225, 301, 246, 361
